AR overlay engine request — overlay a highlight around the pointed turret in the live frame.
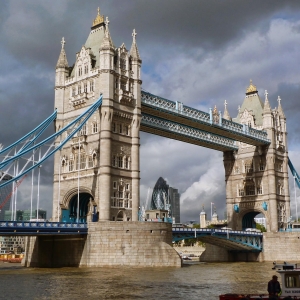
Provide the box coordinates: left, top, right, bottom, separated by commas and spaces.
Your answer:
130, 29, 141, 60
100, 17, 114, 50
223, 100, 231, 121
277, 96, 286, 118
263, 90, 272, 113
234, 80, 264, 126
263, 90, 273, 130
56, 37, 68, 69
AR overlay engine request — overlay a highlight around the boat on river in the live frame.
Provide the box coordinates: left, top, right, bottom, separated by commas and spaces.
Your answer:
219, 262, 300, 299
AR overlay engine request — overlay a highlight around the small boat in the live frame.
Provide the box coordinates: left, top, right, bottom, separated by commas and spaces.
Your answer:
219, 262, 300, 299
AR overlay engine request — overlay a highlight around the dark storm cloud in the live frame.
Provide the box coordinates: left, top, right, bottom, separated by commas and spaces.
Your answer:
1, 0, 300, 221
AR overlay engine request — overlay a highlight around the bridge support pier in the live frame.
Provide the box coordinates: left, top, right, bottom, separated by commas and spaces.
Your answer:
199, 244, 261, 262
22, 222, 181, 267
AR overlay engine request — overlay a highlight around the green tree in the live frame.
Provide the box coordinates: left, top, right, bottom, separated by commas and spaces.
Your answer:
256, 223, 266, 232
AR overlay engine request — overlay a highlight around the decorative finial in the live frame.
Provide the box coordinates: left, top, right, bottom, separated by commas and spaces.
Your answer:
61, 37, 65, 49
92, 7, 104, 27
213, 105, 217, 114
224, 100, 227, 109
246, 79, 257, 95
277, 96, 281, 105
105, 16, 110, 28
132, 29, 137, 42
265, 90, 268, 100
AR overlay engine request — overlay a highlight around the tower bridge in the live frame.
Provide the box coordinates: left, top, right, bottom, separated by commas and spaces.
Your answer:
0, 8, 299, 267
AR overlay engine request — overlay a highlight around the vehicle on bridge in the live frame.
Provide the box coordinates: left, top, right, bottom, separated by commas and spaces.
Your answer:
219, 262, 300, 299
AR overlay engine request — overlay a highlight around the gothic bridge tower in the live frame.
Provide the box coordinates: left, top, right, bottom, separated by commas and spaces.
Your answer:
223, 81, 290, 232
53, 9, 142, 222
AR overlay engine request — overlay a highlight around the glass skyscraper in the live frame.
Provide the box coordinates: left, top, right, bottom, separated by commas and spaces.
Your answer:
150, 177, 180, 223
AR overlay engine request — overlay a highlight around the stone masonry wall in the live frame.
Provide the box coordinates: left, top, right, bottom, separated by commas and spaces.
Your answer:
260, 232, 300, 262
82, 221, 181, 267
22, 221, 181, 267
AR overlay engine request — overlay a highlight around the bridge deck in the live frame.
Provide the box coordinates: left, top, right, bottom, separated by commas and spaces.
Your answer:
0, 221, 88, 235
172, 228, 263, 251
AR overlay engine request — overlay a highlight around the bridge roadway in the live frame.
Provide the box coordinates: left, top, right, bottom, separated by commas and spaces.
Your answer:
0, 221, 88, 235
141, 91, 270, 152
172, 228, 263, 252
0, 221, 262, 252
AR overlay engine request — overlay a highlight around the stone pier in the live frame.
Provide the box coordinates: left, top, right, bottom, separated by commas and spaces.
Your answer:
22, 222, 182, 267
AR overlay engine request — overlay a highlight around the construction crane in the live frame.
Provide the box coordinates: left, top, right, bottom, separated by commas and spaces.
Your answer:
0, 175, 27, 211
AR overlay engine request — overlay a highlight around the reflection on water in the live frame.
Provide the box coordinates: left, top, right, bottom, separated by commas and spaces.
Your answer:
0, 261, 277, 300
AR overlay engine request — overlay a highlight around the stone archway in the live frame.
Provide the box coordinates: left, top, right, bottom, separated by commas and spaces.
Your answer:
61, 192, 93, 223
241, 210, 266, 231
116, 211, 124, 221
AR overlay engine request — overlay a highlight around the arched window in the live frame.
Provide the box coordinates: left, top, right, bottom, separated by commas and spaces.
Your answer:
118, 156, 123, 168
125, 125, 129, 136
80, 123, 87, 136
69, 158, 74, 172
124, 157, 129, 169
72, 87, 76, 96
92, 122, 98, 133
61, 157, 67, 173
78, 66, 82, 76
75, 152, 86, 170
78, 84, 82, 94
245, 182, 255, 196
84, 64, 88, 74
84, 82, 87, 93
90, 80, 94, 92
120, 54, 126, 70
244, 161, 253, 174
112, 155, 117, 167
257, 184, 263, 195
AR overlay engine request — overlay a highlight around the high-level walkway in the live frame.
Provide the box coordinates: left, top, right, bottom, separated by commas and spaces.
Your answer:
141, 91, 270, 151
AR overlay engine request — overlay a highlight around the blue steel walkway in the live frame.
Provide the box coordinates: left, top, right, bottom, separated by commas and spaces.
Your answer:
172, 228, 263, 252
0, 221, 88, 235
141, 91, 270, 152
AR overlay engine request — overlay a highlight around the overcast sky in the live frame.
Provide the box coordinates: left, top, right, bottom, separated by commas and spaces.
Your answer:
1, 0, 300, 223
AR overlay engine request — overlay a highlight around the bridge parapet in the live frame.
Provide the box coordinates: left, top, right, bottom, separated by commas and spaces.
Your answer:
172, 228, 263, 251
0, 221, 88, 235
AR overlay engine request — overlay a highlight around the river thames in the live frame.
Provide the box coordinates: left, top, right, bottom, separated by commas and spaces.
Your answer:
0, 261, 277, 299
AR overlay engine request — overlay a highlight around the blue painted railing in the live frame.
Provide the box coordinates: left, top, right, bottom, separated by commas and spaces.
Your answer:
0, 221, 88, 235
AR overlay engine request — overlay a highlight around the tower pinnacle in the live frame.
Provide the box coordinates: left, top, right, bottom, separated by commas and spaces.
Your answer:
56, 37, 68, 69
130, 28, 140, 60
92, 7, 104, 27
223, 100, 231, 120
263, 89, 271, 112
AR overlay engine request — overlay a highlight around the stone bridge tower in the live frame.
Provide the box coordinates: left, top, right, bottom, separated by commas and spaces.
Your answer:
53, 9, 142, 222
223, 81, 290, 232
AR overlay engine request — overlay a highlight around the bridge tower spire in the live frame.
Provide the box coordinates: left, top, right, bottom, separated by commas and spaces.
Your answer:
224, 81, 290, 232
52, 8, 142, 223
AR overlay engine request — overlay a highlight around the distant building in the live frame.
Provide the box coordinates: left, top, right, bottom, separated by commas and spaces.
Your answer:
0, 236, 24, 254
150, 177, 180, 223
4, 209, 47, 221
199, 206, 227, 228
169, 187, 180, 223
254, 217, 266, 228
0, 174, 13, 221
